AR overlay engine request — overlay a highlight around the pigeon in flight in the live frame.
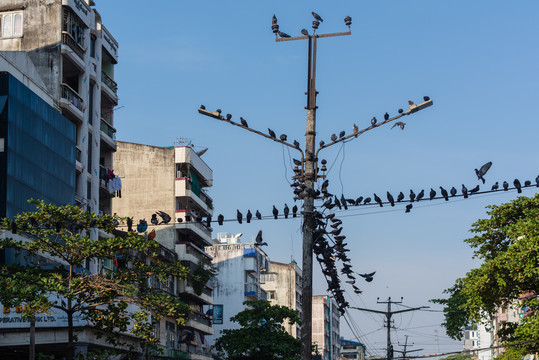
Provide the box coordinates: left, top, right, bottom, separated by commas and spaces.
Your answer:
280, 134, 287, 141
217, 214, 224, 226
491, 182, 499, 191
397, 192, 405, 202
416, 189, 425, 202
409, 189, 416, 202
312, 12, 324, 22
272, 205, 279, 219
387, 192, 395, 207
268, 128, 276, 138
384, 112, 389, 121
374, 193, 383, 207
301, 29, 309, 36
391, 121, 406, 130
450, 186, 457, 197
284, 204, 290, 219
469, 185, 480, 194
371, 117, 377, 126
440, 187, 449, 201
503, 181, 509, 191
405, 204, 413, 213
429, 188, 436, 200
358, 271, 376, 282
475, 161, 492, 184
237, 210, 243, 224
240, 117, 248, 127
514, 179, 522, 193
462, 184, 468, 198
278, 31, 291, 38
256, 210, 262, 220
246, 210, 252, 223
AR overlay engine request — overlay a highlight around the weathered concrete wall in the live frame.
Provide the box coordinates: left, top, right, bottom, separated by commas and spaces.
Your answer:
112, 141, 176, 248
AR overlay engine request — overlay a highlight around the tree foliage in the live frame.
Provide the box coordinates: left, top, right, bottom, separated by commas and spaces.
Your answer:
214, 300, 301, 360
0, 200, 191, 359
432, 195, 539, 356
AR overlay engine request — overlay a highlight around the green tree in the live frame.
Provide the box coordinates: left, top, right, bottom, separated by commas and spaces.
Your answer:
0, 200, 191, 360
214, 300, 301, 360
432, 195, 539, 358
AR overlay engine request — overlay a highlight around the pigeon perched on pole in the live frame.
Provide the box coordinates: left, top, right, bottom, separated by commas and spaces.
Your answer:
475, 161, 492, 184
278, 31, 291, 38
301, 29, 309, 36
312, 12, 323, 22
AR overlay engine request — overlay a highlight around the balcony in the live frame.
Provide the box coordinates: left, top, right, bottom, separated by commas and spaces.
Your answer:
101, 71, 118, 104
60, 83, 84, 123
175, 178, 213, 215
175, 147, 213, 186
61, 31, 85, 63
178, 281, 213, 305
175, 211, 212, 245
186, 311, 213, 335
100, 118, 117, 151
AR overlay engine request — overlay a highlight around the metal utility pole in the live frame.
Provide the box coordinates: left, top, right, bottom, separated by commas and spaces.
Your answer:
350, 297, 428, 360
395, 335, 423, 360
198, 13, 433, 360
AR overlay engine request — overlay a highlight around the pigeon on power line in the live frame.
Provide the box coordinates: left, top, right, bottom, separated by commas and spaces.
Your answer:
334, 196, 342, 210
294, 140, 300, 149
424, 96, 430, 101
240, 117, 248, 127
354, 197, 363, 206
151, 214, 159, 226
268, 128, 276, 138
284, 204, 290, 219
292, 205, 298, 217
475, 161, 492, 184
237, 210, 243, 224
491, 182, 499, 191
429, 188, 436, 200
319, 140, 325, 147
312, 12, 323, 22
405, 204, 413, 213
157, 211, 172, 224
293, 158, 302, 166
416, 189, 425, 202
469, 185, 480, 194
280, 134, 287, 141
409, 189, 416, 202
217, 214, 224, 226
450, 186, 457, 197
387, 192, 395, 207
272, 206, 279, 219
462, 184, 468, 198
353, 124, 358, 133
278, 31, 291, 38
524, 180, 531, 187
246, 210, 252, 223
391, 121, 406, 130
331, 133, 337, 142
374, 193, 383, 207
341, 194, 348, 210
514, 179, 522, 193
339, 131, 346, 138
536, 175, 539, 187
256, 210, 262, 220
363, 197, 372, 205
397, 192, 405, 202
440, 187, 449, 201
371, 117, 377, 126
503, 181, 509, 191
384, 112, 389, 121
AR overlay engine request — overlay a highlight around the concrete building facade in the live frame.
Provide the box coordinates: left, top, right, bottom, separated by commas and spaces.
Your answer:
312, 295, 341, 360
112, 141, 215, 360
339, 338, 366, 360
205, 232, 270, 348
1, 0, 120, 220
260, 260, 303, 338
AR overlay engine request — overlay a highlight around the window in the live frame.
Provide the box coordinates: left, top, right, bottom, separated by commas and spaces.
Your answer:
0, 12, 23, 38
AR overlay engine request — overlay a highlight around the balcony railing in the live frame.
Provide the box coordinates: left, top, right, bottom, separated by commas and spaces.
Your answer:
100, 118, 116, 140
101, 71, 118, 94
62, 31, 85, 60
61, 83, 84, 112
189, 311, 212, 328
179, 179, 213, 210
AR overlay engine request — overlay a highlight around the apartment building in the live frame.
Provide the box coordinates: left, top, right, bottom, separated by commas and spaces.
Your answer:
112, 141, 216, 360
340, 338, 366, 360
205, 232, 270, 348
260, 260, 303, 338
1, 0, 120, 219
312, 295, 341, 360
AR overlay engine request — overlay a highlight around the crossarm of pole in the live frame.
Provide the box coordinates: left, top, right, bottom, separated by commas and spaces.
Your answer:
197, 107, 305, 159
347, 306, 388, 315
275, 29, 351, 43
390, 306, 430, 315
315, 99, 433, 157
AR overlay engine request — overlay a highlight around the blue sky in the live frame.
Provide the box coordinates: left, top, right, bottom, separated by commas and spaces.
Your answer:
97, 0, 539, 356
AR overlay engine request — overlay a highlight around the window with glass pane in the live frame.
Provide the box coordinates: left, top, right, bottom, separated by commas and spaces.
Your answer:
2, 14, 12, 37
13, 13, 22, 36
